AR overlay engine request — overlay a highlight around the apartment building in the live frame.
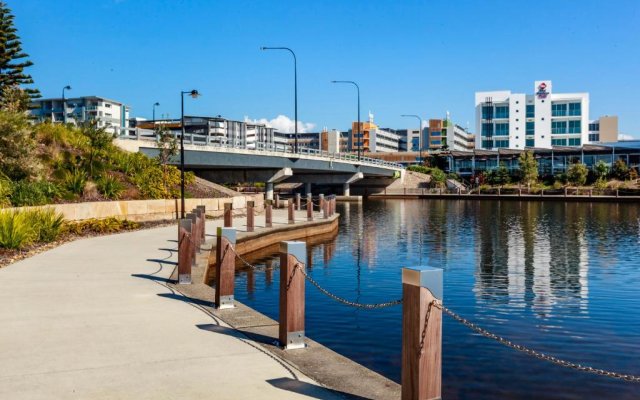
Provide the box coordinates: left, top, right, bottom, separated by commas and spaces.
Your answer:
350, 113, 401, 153
30, 96, 130, 133
475, 81, 590, 150
428, 116, 475, 151
588, 115, 619, 143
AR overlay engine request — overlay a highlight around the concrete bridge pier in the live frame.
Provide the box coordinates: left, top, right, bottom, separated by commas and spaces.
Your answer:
305, 182, 312, 197
343, 172, 364, 196
266, 168, 293, 201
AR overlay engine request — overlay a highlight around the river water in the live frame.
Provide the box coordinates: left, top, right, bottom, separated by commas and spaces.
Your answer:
232, 199, 640, 399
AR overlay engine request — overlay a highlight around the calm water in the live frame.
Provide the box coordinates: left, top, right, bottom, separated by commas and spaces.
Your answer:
231, 199, 640, 399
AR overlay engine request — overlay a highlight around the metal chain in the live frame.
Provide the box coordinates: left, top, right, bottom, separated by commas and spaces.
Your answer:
441, 305, 640, 383
418, 300, 441, 356
228, 246, 277, 272
286, 263, 301, 290
298, 267, 402, 309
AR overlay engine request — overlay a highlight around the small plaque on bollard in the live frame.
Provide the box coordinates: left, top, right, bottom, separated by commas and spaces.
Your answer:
178, 273, 192, 285
217, 294, 234, 309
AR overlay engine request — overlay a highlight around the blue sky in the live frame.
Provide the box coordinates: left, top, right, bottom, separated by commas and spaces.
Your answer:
12, 0, 640, 136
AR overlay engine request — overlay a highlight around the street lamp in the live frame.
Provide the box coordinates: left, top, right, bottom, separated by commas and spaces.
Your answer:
152, 102, 160, 123
401, 114, 424, 164
180, 89, 200, 218
331, 80, 361, 161
260, 46, 298, 153
62, 85, 71, 124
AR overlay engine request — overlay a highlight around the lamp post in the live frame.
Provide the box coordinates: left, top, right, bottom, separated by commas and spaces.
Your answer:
62, 85, 71, 124
180, 90, 200, 218
331, 80, 361, 161
401, 114, 423, 164
260, 46, 298, 153
152, 102, 160, 123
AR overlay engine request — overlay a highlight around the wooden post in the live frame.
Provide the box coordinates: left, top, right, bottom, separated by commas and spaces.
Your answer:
564, 187, 567, 197
246, 201, 255, 232
223, 203, 233, 227
332, 196, 336, 216
589, 188, 593, 197
279, 241, 306, 349
275, 194, 280, 209
288, 200, 295, 224
518, 188, 522, 197
178, 219, 193, 284
186, 212, 199, 257
265, 199, 273, 228
215, 227, 236, 309
307, 195, 313, 221
616, 188, 619, 198
196, 205, 206, 240
194, 208, 204, 250
323, 198, 328, 219
401, 267, 443, 400
296, 193, 301, 211
497, 187, 501, 196
319, 194, 325, 213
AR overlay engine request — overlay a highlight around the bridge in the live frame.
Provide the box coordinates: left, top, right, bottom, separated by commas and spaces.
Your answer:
115, 132, 404, 198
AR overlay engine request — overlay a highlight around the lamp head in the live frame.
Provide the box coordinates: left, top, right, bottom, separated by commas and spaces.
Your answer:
189, 90, 200, 98
154, 102, 160, 106
260, 46, 266, 50
64, 85, 71, 90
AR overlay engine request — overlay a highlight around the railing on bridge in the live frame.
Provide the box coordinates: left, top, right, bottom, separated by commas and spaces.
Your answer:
116, 128, 404, 170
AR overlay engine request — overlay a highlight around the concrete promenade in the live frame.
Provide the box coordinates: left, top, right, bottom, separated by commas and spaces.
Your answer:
0, 210, 342, 399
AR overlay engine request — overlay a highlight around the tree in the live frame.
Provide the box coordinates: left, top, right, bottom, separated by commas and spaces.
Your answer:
593, 160, 610, 180
490, 162, 511, 185
156, 126, 178, 193
0, 2, 40, 104
567, 163, 588, 186
81, 121, 113, 178
518, 151, 538, 187
612, 159, 629, 180
0, 110, 40, 179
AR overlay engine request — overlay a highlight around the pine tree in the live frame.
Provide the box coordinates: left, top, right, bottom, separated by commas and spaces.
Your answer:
0, 1, 40, 103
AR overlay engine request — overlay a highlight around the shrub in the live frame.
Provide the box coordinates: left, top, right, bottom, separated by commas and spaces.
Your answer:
567, 163, 588, 186
0, 210, 34, 249
429, 167, 447, 187
62, 217, 140, 235
63, 169, 87, 196
594, 160, 610, 180
552, 181, 563, 190
594, 177, 608, 191
0, 110, 41, 180
0, 174, 11, 207
97, 174, 124, 200
407, 165, 431, 175
28, 208, 64, 243
518, 151, 538, 186
486, 162, 511, 185
612, 159, 630, 180
10, 181, 48, 206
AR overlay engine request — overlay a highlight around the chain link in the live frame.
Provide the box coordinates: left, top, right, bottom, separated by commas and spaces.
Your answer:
228, 246, 277, 272
298, 267, 402, 309
441, 305, 640, 383
418, 300, 442, 356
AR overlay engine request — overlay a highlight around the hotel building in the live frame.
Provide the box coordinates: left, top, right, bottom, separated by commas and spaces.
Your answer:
30, 96, 130, 133
475, 81, 590, 150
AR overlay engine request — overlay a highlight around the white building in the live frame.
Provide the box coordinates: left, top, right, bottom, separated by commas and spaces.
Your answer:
30, 96, 130, 133
475, 81, 589, 150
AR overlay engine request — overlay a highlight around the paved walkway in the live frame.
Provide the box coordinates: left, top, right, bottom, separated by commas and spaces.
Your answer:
0, 210, 341, 399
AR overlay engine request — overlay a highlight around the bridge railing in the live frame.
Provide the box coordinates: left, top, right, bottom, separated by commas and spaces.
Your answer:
117, 129, 404, 170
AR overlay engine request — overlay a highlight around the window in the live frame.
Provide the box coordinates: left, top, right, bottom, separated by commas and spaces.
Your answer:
495, 106, 509, 118
482, 140, 493, 149
494, 140, 509, 148
495, 123, 509, 136
552, 120, 567, 134
105, 103, 112, 108
430, 130, 441, 137
526, 138, 535, 147
568, 120, 581, 133
569, 102, 581, 116
526, 105, 535, 118
431, 140, 442, 145
589, 123, 599, 132
482, 123, 493, 136
568, 138, 581, 146
589, 133, 600, 142
482, 105, 493, 119
551, 103, 567, 116
552, 138, 567, 146
526, 121, 535, 135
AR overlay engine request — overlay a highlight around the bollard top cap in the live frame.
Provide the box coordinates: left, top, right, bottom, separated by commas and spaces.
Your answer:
216, 226, 236, 242
402, 267, 443, 300
280, 241, 306, 262
224, 202, 233, 209
179, 219, 192, 230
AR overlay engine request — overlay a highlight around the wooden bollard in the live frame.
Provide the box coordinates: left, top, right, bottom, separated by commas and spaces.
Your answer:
186, 212, 199, 257
246, 201, 255, 232
288, 200, 295, 224
296, 193, 301, 211
196, 205, 206, 240
275, 194, 281, 209
215, 227, 236, 309
279, 241, 306, 349
564, 187, 567, 197
307, 195, 313, 221
223, 203, 233, 227
265, 199, 273, 228
589, 189, 593, 197
323, 198, 328, 219
177, 219, 193, 284
332, 197, 336, 216
194, 208, 204, 250
401, 266, 443, 400
319, 194, 325, 212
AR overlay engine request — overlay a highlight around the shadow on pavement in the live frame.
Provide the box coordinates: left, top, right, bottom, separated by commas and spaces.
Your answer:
131, 273, 175, 284
158, 292, 213, 307
267, 377, 371, 400
197, 323, 279, 346
146, 258, 178, 266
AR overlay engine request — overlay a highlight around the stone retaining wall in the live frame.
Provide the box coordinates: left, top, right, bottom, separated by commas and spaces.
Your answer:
5, 195, 264, 222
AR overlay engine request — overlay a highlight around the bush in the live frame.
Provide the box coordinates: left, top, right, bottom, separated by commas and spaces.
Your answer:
62, 217, 140, 235
407, 165, 431, 175
552, 181, 563, 190
594, 177, 608, 191
28, 208, 64, 243
594, 160, 610, 180
567, 163, 588, 186
10, 181, 49, 207
97, 174, 124, 200
0, 174, 11, 207
0, 210, 34, 249
63, 169, 87, 196
612, 159, 630, 180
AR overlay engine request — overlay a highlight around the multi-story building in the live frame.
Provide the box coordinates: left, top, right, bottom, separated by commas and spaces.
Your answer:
320, 129, 347, 153
588, 115, 619, 143
395, 128, 423, 152
350, 113, 401, 153
475, 81, 590, 150
135, 115, 274, 148
428, 116, 475, 151
30, 96, 130, 133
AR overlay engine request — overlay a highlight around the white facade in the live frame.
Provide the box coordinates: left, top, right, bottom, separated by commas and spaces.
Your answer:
475, 81, 589, 150
369, 127, 401, 152
446, 123, 475, 151
30, 96, 130, 134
